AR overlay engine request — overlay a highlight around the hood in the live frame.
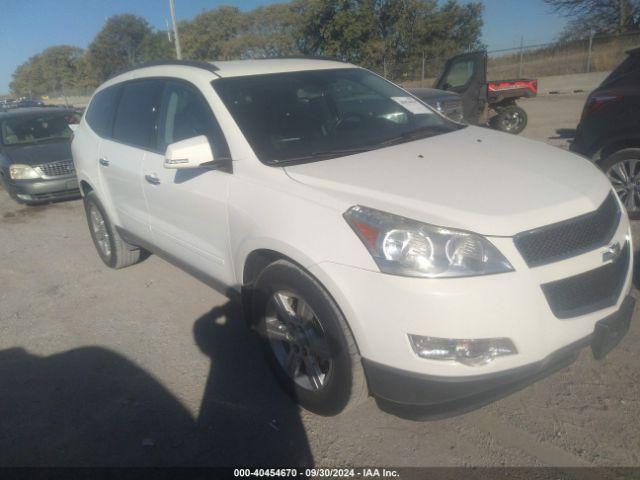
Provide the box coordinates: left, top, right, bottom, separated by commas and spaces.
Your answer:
3, 139, 71, 166
284, 126, 613, 237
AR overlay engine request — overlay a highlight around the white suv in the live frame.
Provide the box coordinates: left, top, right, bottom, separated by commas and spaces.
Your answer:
72, 58, 633, 416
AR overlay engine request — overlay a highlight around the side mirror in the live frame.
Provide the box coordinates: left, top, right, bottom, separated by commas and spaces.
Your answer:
164, 135, 215, 169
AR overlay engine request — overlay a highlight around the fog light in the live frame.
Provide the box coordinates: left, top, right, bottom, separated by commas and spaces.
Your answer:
408, 334, 517, 366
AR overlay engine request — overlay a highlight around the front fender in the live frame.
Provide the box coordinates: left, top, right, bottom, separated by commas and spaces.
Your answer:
227, 172, 377, 286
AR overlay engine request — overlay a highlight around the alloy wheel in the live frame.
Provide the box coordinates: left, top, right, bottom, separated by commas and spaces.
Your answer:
607, 158, 640, 213
89, 204, 111, 258
260, 290, 332, 391
502, 110, 524, 132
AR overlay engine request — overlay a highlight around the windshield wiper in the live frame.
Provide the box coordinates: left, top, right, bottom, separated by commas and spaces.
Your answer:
371, 125, 452, 149
32, 136, 68, 144
271, 125, 459, 166
272, 146, 371, 165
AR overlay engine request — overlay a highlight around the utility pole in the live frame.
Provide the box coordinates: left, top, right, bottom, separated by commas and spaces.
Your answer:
165, 19, 173, 42
169, 0, 182, 60
586, 29, 595, 73
421, 51, 425, 87
518, 36, 524, 78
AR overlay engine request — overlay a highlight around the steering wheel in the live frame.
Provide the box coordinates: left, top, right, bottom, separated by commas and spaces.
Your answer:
334, 113, 365, 131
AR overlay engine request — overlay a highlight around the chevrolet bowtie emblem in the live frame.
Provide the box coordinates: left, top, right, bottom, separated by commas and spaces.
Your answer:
603, 242, 622, 263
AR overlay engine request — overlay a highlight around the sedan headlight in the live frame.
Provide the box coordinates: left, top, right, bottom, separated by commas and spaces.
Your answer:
344, 205, 513, 278
9, 164, 41, 180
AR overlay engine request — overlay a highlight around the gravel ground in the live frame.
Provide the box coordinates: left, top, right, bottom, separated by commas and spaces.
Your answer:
1, 93, 639, 467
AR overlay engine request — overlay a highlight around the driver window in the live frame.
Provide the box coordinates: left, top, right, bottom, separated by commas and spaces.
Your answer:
442, 58, 476, 89
158, 81, 230, 160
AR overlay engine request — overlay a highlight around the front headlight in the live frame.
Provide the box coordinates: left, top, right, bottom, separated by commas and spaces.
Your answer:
344, 205, 513, 278
9, 164, 41, 180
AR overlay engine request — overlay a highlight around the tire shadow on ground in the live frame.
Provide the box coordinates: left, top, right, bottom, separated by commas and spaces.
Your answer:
549, 128, 576, 140
0, 299, 312, 466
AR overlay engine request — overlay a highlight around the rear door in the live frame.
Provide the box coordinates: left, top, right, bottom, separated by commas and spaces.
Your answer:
99, 79, 164, 240
435, 51, 487, 124
142, 79, 235, 286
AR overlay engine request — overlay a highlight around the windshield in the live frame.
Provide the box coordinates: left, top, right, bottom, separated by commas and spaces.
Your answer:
0, 113, 76, 146
212, 68, 463, 165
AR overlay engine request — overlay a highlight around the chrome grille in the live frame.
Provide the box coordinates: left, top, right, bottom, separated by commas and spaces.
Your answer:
514, 193, 620, 268
37, 159, 75, 178
541, 241, 630, 319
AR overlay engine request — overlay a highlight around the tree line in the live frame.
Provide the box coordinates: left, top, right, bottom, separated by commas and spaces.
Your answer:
544, 0, 640, 40
9, 0, 483, 97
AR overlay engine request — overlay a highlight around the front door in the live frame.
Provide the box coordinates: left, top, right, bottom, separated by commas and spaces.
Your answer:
142, 80, 235, 286
435, 51, 487, 124
99, 79, 165, 240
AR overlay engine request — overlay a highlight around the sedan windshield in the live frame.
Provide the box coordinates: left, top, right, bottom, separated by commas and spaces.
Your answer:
1, 113, 75, 146
212, 68, 464, 165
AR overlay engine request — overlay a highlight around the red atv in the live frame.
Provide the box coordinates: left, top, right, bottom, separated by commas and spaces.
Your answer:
435, 51, 537, 135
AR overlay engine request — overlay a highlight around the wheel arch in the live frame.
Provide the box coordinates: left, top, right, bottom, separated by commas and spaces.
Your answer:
79, 179, 93, 197
239, 247, 363, 355
240, 246, 318, 327
598, 137, 640, 164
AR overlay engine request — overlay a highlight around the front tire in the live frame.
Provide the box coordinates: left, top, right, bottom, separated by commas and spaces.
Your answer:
601, 148, 640, 220
490, 105, 527, 134
252, 260, 368, 415
83, 191, 142, 269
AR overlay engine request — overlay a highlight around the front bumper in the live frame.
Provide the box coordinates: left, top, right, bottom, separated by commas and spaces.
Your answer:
7, 175, 80, 203
363, 295, 634, 413
307, 212, 632, 408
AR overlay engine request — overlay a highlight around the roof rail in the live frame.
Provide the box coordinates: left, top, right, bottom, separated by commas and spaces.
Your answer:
109, 56, 350, 80
110, 59, 219, 79
252, 55, 349, 63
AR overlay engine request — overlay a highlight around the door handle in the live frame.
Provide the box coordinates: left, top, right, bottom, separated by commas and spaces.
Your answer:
99, 158, 109, 167
145, 173, 160, 185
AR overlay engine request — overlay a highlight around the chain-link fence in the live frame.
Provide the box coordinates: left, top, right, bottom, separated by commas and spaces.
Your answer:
487, 31, 640, 80
43, 87, 95, 107
385, 31, 640, 88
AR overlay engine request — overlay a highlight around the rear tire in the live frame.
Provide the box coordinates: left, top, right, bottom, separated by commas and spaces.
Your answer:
83, 191, 142, 269
600, 148, 640, 220
252, 260, 368, 415
490, 105, 527, 134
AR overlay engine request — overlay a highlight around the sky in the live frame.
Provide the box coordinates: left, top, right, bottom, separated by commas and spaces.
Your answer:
0, 0, 568, 94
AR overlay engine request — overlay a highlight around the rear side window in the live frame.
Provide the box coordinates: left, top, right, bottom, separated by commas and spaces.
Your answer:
85, 86, 121, 138
602, 53, 640, 87
157, 80, 230, 159
112, 80, 164, 150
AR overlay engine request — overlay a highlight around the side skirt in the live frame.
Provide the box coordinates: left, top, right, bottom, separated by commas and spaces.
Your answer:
115, 226, 241, 304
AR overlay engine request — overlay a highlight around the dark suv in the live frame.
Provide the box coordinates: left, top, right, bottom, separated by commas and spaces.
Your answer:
572, 47, 640, 217
0, 108, 80, 205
